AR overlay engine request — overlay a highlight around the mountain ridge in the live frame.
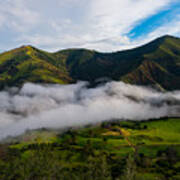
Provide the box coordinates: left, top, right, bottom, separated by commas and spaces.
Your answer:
0, 35, 180, 90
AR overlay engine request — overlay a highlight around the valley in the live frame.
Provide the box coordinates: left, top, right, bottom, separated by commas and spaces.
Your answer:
1, 118, 180, 180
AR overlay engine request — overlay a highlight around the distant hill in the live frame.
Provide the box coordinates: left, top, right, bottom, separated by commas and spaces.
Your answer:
0, 35, 180, 90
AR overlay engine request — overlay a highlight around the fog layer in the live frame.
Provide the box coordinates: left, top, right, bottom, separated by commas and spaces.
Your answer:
0, 81, 180, 140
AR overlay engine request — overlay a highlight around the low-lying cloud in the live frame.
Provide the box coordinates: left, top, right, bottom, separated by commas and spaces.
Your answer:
0, 81, 180, 140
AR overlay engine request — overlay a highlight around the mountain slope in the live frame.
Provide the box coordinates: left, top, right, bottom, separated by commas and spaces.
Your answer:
0, 35, 180, 90
120, 36, 180, 90
0, 46, 73, 89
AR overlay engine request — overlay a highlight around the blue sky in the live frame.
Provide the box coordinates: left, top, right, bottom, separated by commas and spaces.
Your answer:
0, 0, 180, 52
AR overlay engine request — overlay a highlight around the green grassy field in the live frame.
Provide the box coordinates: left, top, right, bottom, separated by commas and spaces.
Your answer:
1, 118, 180, 180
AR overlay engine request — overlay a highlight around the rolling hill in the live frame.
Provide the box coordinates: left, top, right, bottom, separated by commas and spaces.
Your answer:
0, 35, 180, 90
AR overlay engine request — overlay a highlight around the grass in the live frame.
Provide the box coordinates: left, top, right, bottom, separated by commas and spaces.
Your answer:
128, 118, 180, 145
1, 117, 180, 179
8, 118, 180, 155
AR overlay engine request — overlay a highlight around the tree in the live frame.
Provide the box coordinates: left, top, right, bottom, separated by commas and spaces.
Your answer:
121, 154, 137, 180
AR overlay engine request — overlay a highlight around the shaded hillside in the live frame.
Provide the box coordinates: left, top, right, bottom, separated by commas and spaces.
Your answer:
0, 35, 180, 90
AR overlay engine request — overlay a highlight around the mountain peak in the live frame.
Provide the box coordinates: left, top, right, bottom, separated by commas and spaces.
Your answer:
159, 34, 177, 39
0, 35, 180, 90
152, 34, 180, 45
19, 45, 38, 51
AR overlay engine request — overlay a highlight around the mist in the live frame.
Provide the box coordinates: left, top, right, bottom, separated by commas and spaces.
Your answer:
0, 81, 180, 140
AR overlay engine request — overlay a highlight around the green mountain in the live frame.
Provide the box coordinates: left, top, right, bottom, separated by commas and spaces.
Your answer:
0, 35, 180, 90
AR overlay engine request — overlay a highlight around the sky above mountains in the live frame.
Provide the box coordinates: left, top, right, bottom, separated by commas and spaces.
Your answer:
0, 0, 180, 52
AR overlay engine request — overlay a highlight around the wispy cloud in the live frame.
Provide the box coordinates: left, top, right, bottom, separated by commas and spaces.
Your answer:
125, 15, 180, 50
148, 16, 180, 38
0, 0, 40, 33
0, 0, 179, 52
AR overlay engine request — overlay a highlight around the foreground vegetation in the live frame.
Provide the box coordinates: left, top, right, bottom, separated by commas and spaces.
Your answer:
0, 118, 180, 180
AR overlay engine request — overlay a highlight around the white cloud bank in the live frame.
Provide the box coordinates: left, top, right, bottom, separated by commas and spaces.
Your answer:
0, 81, 180, 140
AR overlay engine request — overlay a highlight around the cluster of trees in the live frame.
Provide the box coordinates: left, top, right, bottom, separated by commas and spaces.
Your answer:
0, 142, 180, 180
0, 128, 180, 180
